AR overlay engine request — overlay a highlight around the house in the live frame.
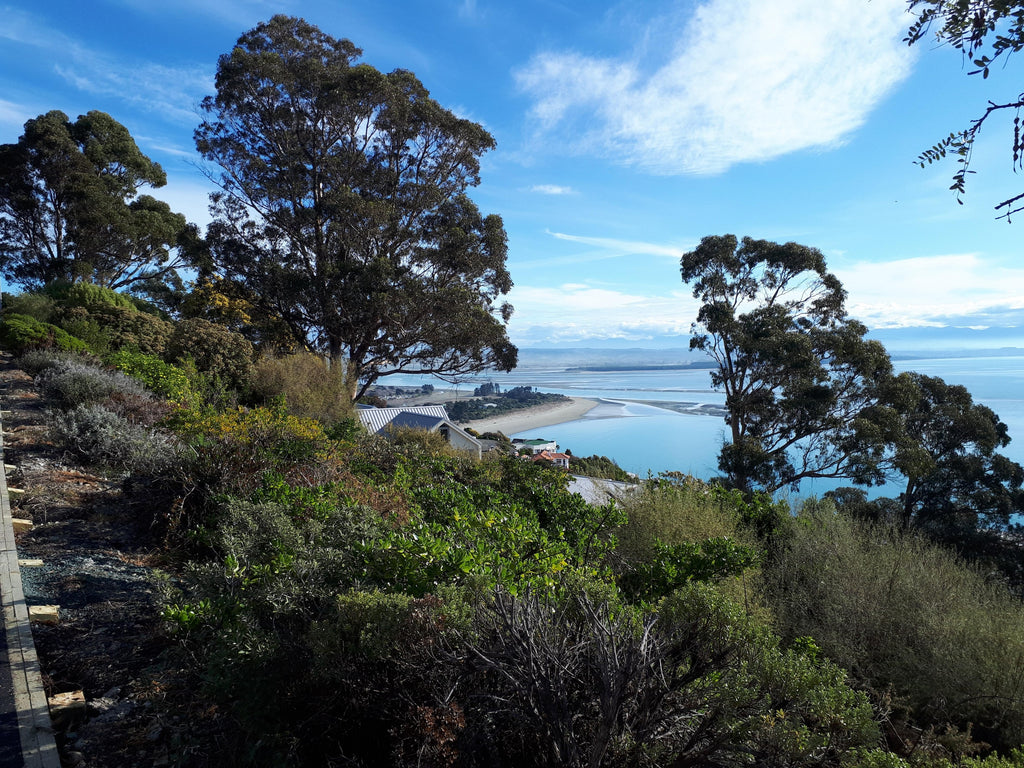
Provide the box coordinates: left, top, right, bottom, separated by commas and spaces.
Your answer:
511, 438, 558, 454
531, 450, 571, 470
357, 405, 483, 458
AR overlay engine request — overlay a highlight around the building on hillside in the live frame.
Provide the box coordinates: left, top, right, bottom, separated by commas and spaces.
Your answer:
357, 405, 482, 458
531, 450, 571, 470
511, 438, 558, 454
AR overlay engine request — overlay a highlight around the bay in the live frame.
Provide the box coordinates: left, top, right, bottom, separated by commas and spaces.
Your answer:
382, 354, 1024, 498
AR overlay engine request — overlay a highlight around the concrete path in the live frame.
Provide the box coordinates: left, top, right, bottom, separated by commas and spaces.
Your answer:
0, 391, 59, 767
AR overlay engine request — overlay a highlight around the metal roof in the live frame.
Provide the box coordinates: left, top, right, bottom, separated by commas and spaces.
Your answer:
357, 405, 450, 435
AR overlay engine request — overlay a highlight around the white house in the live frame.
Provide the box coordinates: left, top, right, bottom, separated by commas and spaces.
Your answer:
357, 405, 483, 458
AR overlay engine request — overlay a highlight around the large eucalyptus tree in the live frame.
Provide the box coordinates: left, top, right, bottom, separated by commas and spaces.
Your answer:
195, 16, 516, 398
681, 235, 899, 494
0, 110, 191, 291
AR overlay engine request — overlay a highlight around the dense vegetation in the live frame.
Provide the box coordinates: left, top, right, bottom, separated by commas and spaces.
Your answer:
444, 385, 570, 422
1, 11, 1023, 767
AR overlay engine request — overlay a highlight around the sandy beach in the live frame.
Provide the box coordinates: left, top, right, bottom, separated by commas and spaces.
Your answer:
461, 396, 599, 435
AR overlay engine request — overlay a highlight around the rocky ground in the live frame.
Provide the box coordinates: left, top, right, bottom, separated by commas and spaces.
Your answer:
1, 357, 222, 767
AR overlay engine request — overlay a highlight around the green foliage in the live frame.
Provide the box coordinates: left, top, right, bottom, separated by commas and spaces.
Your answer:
680, 235, 897, 494
764, 508, 1024, 748
567, 453, 632, 481
2, 292, 55, 322
57, 304, 173, 356
196, 15, 516, 398
44, 281, 137, 310
0, 313, 88, 354
0, 110, 191, 289
620, 536, 759, 602
448, 582, 877, 768
166, 317, 254, 390
106, 349, 194, 403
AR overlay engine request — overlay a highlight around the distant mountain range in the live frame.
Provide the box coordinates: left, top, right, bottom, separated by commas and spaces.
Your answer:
514, 326, 1024, 371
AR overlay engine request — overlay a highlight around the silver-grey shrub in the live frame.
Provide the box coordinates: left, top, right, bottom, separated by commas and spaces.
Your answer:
48, 403, 180, 475
36, 359, 149, 410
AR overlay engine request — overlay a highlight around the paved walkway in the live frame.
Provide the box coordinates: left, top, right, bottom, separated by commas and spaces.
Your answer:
0, 386, 59, 767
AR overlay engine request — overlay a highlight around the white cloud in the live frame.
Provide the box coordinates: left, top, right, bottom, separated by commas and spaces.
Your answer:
836, 253, 1024, 329
2, 8, 212, 126
0, 99, 31, 132
507, 283, 700, 344
547, 230, 690, 258
530, 184, 576, 195
515, 0, 915, 174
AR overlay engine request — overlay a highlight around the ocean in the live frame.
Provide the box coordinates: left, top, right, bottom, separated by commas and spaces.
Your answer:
383, 353, 1024, 499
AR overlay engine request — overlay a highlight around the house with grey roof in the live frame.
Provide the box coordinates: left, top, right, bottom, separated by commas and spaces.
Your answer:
357, 405, 483, 458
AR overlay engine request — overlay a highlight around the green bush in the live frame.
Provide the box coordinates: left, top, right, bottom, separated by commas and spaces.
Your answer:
48, 403, 180, 474
251, 351, 354, 422
764, 508, 1024, 749
2, 292, 56, 323
82, 305, 174, 356
106, 350, 194, 403
0, 313, 89, 355
43, 281, 136, 311
166, 318, 254, 391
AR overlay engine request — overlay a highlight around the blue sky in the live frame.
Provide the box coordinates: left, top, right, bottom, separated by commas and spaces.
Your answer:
3, 0, 1024, 350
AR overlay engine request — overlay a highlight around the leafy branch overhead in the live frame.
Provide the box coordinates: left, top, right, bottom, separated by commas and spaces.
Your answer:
906, 0, 1024, 219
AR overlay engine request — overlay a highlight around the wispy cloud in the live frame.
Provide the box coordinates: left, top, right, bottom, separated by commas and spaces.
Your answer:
508, 284, 700, 344
530, 184, 576, 195
0, 99, 31, 132
836, 253, 1024, 329
515, 0, 915, 174
3, 7, 213, 126
547, 230, 690, 258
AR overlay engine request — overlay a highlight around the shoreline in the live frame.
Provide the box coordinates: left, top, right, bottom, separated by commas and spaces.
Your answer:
460, 396, 600, 435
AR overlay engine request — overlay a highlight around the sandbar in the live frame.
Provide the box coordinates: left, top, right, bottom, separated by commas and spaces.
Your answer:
461, 396, 599, 435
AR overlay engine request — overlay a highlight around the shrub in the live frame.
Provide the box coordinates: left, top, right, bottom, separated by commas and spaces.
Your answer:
48, 403, 180, 474
0, 313, 89, 355
251, 351, 354, 422
15, 349, 100, 377
43, 281, 136, 311
36, 359, 150, 410
2, 292, 56, 323
83, 305, 173, 356
445, 583, 878, 768
107, 350, 194, 403
166, 318, 254, 390
764, 508, 1024, 749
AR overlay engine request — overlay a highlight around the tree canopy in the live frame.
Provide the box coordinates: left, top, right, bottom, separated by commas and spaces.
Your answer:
681, 235, 897, 495
195, 15, 517, 399
0, 110, 192, 290
906, 0, 1024, 219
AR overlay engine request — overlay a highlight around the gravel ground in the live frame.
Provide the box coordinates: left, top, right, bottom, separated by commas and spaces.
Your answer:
0, 356, 220, 768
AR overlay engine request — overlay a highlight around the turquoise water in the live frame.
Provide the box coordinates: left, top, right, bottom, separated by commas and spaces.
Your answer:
385, 355, 1024, 496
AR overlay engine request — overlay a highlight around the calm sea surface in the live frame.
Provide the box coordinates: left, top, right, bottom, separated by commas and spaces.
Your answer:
385, 355, 1024, 498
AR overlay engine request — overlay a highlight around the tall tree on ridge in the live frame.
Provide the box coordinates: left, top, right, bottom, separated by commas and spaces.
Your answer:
195, 16, 517, 399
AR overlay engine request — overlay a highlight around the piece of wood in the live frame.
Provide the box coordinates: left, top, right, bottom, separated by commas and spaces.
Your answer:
4, 463, 16, 472
11, 518, 32, 533
48, 690, 86, 727
7, 486, 25, 495
28, 605, 58, 624
18, 559, 43, 567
